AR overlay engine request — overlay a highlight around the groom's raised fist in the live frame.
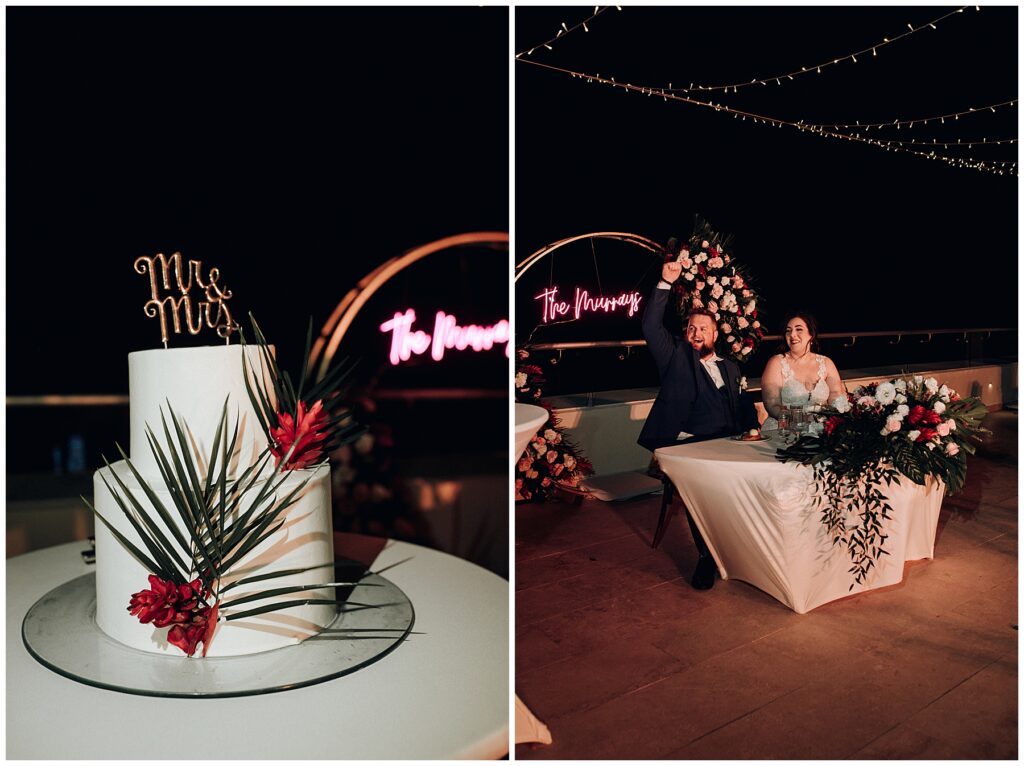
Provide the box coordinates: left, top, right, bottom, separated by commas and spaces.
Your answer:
662, 261, 682, 284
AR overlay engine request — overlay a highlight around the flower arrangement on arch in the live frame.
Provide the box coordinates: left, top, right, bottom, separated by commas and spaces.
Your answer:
514, 348, 593, 502
669, 215, 764, 364
777, 374, 989, 585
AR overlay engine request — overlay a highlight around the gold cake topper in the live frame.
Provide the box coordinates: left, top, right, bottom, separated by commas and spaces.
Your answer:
134, 252, 240, 347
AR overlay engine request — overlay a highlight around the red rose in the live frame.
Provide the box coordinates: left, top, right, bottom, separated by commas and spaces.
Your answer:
743, 337, 755, 348
907, 405, 927, 425
916, 427, 937, 443
923, 409, 942, 425
823, 415, 844, 435
697, 265, 706, 278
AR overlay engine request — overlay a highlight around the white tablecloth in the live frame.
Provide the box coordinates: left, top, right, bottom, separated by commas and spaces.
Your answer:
655, 437, 945, 614
7, 536, 508, 759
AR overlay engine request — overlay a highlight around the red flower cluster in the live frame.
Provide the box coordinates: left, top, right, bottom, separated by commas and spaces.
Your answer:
907, 405, 941, 427
128, 574, 219, 657
823, 415, 844, 436
270, 399, 330, 470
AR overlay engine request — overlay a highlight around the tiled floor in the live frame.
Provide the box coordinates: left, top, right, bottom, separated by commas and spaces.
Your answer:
516, 417, 1017, 759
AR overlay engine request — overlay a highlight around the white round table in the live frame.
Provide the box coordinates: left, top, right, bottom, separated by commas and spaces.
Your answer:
514, 403, 549, 462
7, 536, 509, 759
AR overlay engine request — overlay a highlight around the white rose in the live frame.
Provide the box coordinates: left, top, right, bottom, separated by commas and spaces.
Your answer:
716, 313, 722, 321
807, 422, 823, 436
947, 418, 957, 431
885, 415, 902, 432
896, 393, 907, 404
924, 377, 939, 393
727, 335, 735, 343
894, 379, 907, 393
532, 440, 547, 454
564, 454, 577, 470
515, 372, 527, 388
933, 400, 946, 414
711, 284, 724, 299
739, 376, 748, 390
857, 395, 877, 408
875, 381, 897, 406
913, 375, 923, 385
741, 345, 750, 354
684, 272, 694, 281
833, 396, 851, 413
736, 316, 749, 329
939, 384, 950, 398
745, 300, 756, 314
926, 441, 936, 450
896, 404, 910, 417
702, 240, 709, 248
707, 275, 717, 284
907, 430, 921, 441
543, 429, 559, 442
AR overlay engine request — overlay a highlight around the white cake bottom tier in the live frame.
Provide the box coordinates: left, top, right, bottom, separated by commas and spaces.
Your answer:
93, 461, 336, 657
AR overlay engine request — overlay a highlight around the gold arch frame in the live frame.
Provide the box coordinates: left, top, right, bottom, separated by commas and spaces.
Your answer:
514, 231, 663, 283
310, 231, 509, 380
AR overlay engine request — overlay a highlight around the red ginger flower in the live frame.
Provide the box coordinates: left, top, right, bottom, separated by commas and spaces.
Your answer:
168, 602, 219, 658
128, 575, 205, 628
270, 399, 330, 470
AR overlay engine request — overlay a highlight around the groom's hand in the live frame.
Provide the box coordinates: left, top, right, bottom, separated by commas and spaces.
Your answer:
662, 261, 682, 284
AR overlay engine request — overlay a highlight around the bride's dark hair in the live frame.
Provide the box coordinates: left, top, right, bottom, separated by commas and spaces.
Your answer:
778, 311, 819, 353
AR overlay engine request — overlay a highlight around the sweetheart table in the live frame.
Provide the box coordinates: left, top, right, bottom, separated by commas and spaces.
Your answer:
655, 436, 945, 613
7, 535, 508, 759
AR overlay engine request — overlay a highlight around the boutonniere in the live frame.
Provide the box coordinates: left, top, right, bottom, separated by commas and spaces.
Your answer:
737, 376, 748, 391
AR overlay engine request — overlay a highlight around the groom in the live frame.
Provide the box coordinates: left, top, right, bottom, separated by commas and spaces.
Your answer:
638, 258, 759, 588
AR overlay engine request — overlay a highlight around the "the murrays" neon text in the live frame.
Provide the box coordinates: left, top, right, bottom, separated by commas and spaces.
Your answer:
534, 286, 642, 323
379, 309, 511, 365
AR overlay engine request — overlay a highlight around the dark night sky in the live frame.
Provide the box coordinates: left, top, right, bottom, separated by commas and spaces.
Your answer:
515, 5, 1018, 343
7, 6, 508, 396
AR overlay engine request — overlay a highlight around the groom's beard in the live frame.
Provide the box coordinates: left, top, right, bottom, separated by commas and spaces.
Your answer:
690, 339, 715, 357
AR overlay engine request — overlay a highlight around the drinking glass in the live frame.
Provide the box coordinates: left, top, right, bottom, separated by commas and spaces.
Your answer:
778, 405, 791, 438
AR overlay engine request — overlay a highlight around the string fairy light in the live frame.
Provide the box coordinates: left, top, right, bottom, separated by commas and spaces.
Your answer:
515, 6, 618, 59
517, 58, 1017, 175
802, 99, 1017, 130
666, 6, 973, 94
868, 137, 1016, 148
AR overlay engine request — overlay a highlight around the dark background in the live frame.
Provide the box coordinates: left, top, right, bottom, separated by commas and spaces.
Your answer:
515, 5, 1017, 393
8, 7, 508, 476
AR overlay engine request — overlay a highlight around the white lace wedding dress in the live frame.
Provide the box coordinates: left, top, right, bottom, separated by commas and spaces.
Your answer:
761, 354, 831, 431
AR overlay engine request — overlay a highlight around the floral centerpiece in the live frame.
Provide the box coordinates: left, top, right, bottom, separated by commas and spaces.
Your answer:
514, 348, 593, 502
777, 375, 989, 585
669, 215, 764, 363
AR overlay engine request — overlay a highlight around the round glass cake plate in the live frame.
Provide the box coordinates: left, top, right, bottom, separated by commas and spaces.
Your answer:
22, 571, 415, 698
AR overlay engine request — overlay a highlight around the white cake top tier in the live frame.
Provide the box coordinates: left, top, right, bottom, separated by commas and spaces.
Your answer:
128, 344, 275, 479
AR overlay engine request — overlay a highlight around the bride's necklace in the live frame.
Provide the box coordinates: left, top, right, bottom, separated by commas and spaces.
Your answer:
786, 349, 812, 363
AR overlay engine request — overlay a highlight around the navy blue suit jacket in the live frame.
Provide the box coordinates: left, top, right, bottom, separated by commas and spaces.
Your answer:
637, 286, 758, 451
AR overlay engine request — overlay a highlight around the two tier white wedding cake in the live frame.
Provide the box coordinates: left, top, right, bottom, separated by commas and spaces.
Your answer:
92, 345, 337, 657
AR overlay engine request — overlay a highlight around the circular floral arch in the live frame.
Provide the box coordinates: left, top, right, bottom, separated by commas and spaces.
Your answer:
308, 231, 508, 380
514, 231, 663, 283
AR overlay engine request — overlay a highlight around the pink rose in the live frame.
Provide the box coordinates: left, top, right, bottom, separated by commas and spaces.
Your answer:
708, 301, 718, 313
679, 257, 693, 269
721, 323, 732, 334
517, 458, 532, 472
545, 450, 558, 463
936, 422, 951, 437
695, 281, 706, 291
732, 342, 742, 352
541, 477, 551, 487
885, 415, 902, 433
552, 463, 565, 476
946, 442, 960, 456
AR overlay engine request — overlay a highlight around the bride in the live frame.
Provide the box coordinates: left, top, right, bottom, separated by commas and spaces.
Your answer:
760, 312, 847, 431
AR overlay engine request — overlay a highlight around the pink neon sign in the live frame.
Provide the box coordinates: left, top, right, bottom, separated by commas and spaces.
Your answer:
535, 286, 643, 323
379, 309, 510, 365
